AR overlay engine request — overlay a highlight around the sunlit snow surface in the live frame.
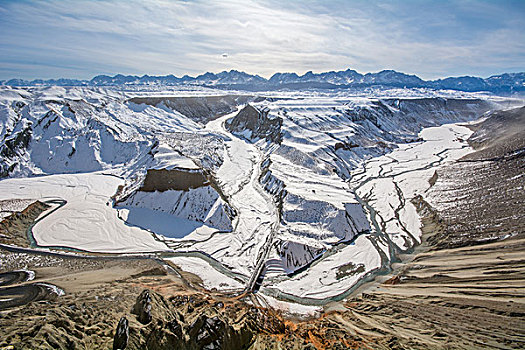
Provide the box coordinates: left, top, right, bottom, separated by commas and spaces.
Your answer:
0, 85, 511, 312
0, 172, 168, 252
262, 123, 474, 301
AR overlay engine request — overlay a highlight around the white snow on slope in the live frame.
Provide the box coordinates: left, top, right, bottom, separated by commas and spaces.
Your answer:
0, 86, 201, 178
120, 187, 233, 233
268, 235, 380, 299
176, 109, 278, 276
259, 122, 475, 302
149, 144, 201, 171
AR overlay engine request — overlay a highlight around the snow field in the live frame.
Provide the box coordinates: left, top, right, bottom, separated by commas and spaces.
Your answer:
0, 173, 169, 252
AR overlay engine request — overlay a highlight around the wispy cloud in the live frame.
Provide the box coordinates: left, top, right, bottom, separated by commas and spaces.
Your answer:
0, 0, 523, 79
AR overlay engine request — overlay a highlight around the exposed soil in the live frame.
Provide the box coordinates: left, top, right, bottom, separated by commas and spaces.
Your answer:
464, 105, 525, 161
0, 251, 288, 349
0, 200, 49, 247
139, 169, 209, 192
329, 106, 525, 349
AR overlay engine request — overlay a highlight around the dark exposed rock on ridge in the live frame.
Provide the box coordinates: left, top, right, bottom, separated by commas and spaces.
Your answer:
113, 317, 129, 350
225, 104, 283, 143
132, 290, 153, 325
139, 169, 209, 192
128, 95, 263, 124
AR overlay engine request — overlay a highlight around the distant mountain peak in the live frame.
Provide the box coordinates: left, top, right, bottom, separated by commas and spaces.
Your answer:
3, 69, 524, 94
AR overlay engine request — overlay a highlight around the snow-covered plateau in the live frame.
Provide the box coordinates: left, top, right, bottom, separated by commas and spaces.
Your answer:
0, 84, 520, 311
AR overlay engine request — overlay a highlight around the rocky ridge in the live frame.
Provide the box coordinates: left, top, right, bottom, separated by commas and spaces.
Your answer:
4, 70, 525, 94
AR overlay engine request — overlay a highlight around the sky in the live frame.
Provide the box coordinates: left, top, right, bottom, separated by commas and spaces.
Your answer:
0, 0, 524, 80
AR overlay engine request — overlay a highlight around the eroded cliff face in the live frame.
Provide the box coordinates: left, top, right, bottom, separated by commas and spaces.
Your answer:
274, 240, 325, 274
0, 89, 523, 349
225, 104, 283, 143
0, 89, 203, 178
427, 105, 525, 248
139, 169, 209, 192
117, 168, 235, 233
335, 105, 525, 350
128, 95, 262, 124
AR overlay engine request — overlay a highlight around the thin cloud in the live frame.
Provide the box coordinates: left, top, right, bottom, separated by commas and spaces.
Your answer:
0, 0, 523, 80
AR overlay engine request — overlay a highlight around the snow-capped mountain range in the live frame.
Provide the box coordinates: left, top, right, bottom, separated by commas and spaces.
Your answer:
3, 69, 524, 93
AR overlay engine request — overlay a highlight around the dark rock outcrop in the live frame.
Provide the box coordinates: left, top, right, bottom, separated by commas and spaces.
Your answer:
113, 317, 129, 350
128, 95, 261, 124
226, 104, 283, 144
188, 315, 228, 349
139, 169, 209, 192
132, 290, 152, 325
0, 124, 32, 177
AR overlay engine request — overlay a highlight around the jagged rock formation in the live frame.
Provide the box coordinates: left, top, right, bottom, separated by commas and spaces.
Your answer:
225, 104, 283, 143
114, 288, 286, 350
124, 290, 286, 350
1, 85, 523, 350
113, 317, 129, 350
132, 290, 153, 325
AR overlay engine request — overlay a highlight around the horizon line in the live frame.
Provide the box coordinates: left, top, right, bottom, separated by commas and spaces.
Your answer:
2, 68, 524, 83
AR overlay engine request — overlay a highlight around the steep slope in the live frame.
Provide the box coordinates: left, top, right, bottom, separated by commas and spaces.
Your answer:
0, 87, 201, 177
0, 85, 522, 349
225, 104, 283, 143
336, 105, 525, 349
0, 87, 235, 250
117, 167, 235, 236
128, 95, 261, 124
428, 106, 525, 248
0, 85, 512, 302
464, 105, 525, 160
